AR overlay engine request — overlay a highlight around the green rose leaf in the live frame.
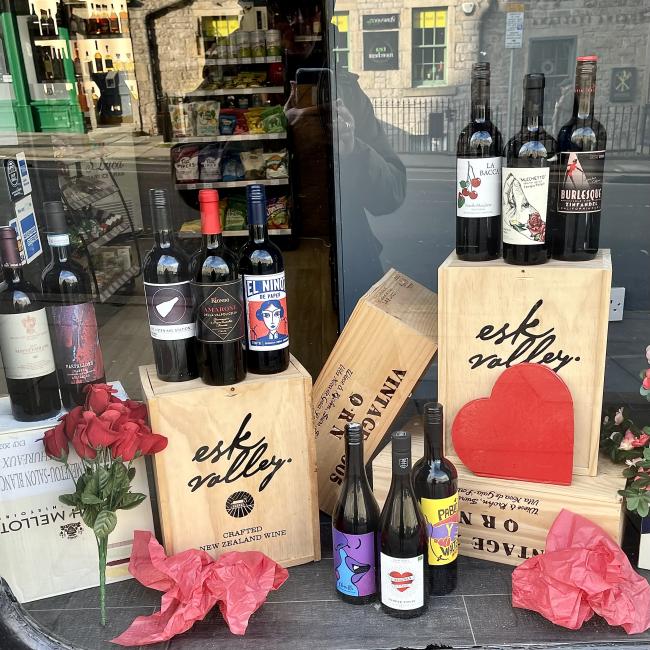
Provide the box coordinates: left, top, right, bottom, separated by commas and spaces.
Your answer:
97, 467, 111, 495
127, 467, 136, 481
94, 510, 117, 539
82, 506, 99, 529
76, 473, 88, 495
81, 493, 103, 505
643, 447, 650, 461
626, 495, 640, 511
622, 467, 638, 478
118, 492, 147, 511
111, 462, 130, 493
59, 493, 80, 507
637, 498, 650, 518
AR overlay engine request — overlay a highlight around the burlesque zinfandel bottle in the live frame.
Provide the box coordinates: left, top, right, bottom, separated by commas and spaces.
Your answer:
239, 184, 289, 374
412, 402, 459, 596
332, 422, 380, 604
0, 226, 61, 421
456, 61, 502, 261
379, 431, 427, 618
548, 55, 606, 261
502, 73, 557, 265
41, 201, 106, 407
143, 189, 198, 382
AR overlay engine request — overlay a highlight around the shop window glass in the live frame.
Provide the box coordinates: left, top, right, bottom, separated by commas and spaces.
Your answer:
332, 11, 349, 70
412, 8, 447, 86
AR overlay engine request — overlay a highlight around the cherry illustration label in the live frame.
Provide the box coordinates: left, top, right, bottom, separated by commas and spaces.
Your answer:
192, 279, 245, 344
420, 494, 460, 566
379, 553, 424, 610
557, 150, 605, 214
243, 272, 289, 352
50, 303, 104, 384
457, 156, 501, 218
502, 168, 549, 245
332, 528, 377, 598
144, 281, 195, 341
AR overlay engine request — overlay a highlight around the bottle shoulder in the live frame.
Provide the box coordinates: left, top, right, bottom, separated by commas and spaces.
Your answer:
412, 457, 458, 484
238, 239, 284, 273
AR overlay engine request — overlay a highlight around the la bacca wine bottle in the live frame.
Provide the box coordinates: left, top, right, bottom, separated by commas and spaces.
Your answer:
239, 185, 289, 374
331, 422, 380, 604
379, 430, 427, 618
548, 56, 606, 261
191, 189, 246, 386
502, 73, 557, 266
456, 62, 502, 261
411, 402, 459, 596
41, 201, 106, 408
143, 189, 198, 382
0, 227, 61, 421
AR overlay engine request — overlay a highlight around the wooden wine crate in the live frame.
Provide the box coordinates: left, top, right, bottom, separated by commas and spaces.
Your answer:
371, 424, 626, 567
438, 250, 612, 477
140, 355, 320, 567
313, 269, 438, 515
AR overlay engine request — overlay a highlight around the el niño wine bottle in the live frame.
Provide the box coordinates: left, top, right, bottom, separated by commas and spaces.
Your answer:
331, 422, 380, 604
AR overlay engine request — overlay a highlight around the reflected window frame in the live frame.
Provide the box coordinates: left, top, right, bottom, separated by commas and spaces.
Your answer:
412, 7, 447, 88
332, 11, 350, 71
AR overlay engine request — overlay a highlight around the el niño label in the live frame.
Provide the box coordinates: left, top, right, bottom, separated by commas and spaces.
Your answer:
243, 272, 289, 352
420, 494, 459, 566
333, 529, 377, 597
557, 150, 605, 214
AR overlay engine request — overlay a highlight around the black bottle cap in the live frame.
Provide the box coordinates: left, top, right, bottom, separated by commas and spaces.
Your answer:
0, 226, 21, 267
246, 184, 267, 226
43, 201, 67, 234
391, 430, 411, 473
345, 422, 363, 445
423, 402, 443, 427
149, 188, 171, 231
524, 73, 545, 90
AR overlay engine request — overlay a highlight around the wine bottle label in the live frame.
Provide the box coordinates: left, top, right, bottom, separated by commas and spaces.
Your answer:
557, 150, 605, 214
502, 167, 550, 245
192, 279, 245, 344
456, 156, 501, 218
420, 494, 460, 566
50, 303, 104, 384
144, 281, 195, 341
379, 553, 424, 610
243, 272, 289, 352
332, 528, 377, 598
0, 309, 55, 380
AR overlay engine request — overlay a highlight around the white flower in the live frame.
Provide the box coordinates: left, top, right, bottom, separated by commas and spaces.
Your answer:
615, 408, 624, 425
646, 345, 650, 364
626, 458, 642, 467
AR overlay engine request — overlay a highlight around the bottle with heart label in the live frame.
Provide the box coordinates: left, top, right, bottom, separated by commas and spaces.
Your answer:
379, 431, 427, 618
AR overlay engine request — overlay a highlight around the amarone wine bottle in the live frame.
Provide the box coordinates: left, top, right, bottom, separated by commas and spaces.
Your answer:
332, 422, 380, 604
379, 431, 427, 618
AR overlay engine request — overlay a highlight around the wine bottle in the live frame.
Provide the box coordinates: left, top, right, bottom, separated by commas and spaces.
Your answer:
85, 50, 93, 76
40, 10, 50, 36
456, 62, 502, 261
99, 5, 110, 34
42, 49, 54, 81
28, 4, 41, 37
109, 4, 120, 33
104, 45, 113, 70
332, 422, 380, 604
411, 403, 459, 596
239, 185, 290, 374
191, 189, 246, 386
41, 201, 106, 408
87, 4, 98, 35
502, 74, 557, 265
52, 49, 64, 81
94, 41, 103, 72
548, 56, 606, 261
47, 9, 56, 36
379, 431, 427, 618
73, 46, 82, 77
0, 227, 61, 422
143, 189, 198, 383
119, 3, 129, 33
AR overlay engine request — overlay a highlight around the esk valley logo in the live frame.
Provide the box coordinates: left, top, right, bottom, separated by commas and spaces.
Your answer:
189, 413, 291, 494
468, 299, 580, 373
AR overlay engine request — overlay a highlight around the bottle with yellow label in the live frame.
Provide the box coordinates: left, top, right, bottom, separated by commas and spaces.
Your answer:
411, 402, 459, 595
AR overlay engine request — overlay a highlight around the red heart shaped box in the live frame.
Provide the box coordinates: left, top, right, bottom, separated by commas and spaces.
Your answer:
451, 363, 574, 485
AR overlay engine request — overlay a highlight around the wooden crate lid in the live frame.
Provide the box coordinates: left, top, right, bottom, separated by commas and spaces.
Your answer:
140, 354, 311, 399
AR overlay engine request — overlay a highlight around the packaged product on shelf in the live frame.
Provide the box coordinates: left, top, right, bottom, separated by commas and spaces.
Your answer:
261, 105, 287, 133
180, 219, 202, 234
221, 153, 244, 181
193, 100, 220, 136
268, 62, 284, 85
245, 107, 266, 133
234, 30, 251, 58
266, 29, 281, 56
250, 30, 266, 57
240, 149, 266, 180
234, 71, 266, 88
237, 97, 250, 110
169, 100, 193, 138
225, 195, 247, 230
172, 144, 200, 183
265, 149, 288, 179
219, 113, 238, 135
199, 144, 223, 182
267, 196, 290, 228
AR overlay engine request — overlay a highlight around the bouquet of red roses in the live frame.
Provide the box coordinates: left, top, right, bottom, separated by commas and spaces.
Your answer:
42, 384, 167, 626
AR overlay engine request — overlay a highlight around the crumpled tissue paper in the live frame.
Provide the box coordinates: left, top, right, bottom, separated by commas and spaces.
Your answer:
512, 509, 650, 633
112, 530, 289, 645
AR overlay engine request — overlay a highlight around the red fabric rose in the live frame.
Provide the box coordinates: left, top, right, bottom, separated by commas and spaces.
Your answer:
63, 406, 84, 440
111, 420, 168, 461
124, 400, 148, 422
69, 419, 98, 460
83, 411, 122, 448
43, 421, 69, 461
85, 383, 118, 415
643, 376, 650, 390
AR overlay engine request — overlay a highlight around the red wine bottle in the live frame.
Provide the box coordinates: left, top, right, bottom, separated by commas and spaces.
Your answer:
0, 227, 61, 421
41, 201, 106, 408
411, 402, 459, 596
192, 189, 246, 386
143, 189, 198, 382
456, 62, 502, 261
379, 431, 427, 618
332, 422, 380, 604
239, 185, 289, 374
502, 73, 557, 266
548, 56, 606, 261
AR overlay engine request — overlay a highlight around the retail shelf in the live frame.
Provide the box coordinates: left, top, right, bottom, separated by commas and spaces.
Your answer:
185, 86, 284, 97
32, 35, 66, 41
82, 222, 130, 253
205, 56, 282, 66
98, 263, 139, 303
173, 132, 287, 144
72, 33, 129, 40
175, 179, 289, 190
179, 227, 291, 238
294, 35, 322, 42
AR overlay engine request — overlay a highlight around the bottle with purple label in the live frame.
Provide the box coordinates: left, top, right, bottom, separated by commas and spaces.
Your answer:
331, 422, 380, 604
